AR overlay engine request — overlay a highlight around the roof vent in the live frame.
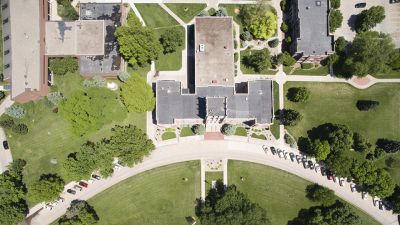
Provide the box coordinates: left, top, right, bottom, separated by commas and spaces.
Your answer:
316, 1, 321, 6
199, 44, 205, 52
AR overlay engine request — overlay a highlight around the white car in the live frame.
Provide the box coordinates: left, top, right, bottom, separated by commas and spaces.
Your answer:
113, 164, 122, 171
277, 150, 284, 158
314, 164, 320, 173
362, 192, 368, 200
88, 178, 95, 184
339, 178, 346, 187
350, 183, 356, 192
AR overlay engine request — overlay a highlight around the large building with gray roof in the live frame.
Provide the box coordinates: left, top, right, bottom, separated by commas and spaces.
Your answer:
156, 17, 274, 126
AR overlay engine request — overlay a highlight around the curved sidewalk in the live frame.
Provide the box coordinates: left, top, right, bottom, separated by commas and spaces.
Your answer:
28, 141, 398, 225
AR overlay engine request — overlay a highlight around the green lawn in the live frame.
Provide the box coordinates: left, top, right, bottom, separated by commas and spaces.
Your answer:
228, 160, 380, 225
89, 161, 201, 225
270, 81, 280, 139
283, 66, 294, 74
127, 64, 150, 78
235, 127, 248, 136
205, 171, 223, 193
251, 133, 267, 140
240, 49, 278, 75
218, 4, 244, 28
162, 131, 176, 140
165, 4, 206, 23
135, 4, 184, 71
4, 73, 146, 189
180, 127, 196, 137
291, 65, 329, 75
374, 70, 400, 78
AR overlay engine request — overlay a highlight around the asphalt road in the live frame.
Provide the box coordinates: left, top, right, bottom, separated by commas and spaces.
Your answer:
0, 127, 12, 173
28, 140, 398, 225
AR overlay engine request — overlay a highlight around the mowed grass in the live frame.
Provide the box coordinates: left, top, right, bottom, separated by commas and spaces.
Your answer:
5, 73, 146, 187
135, 4, 184, 71
228, 160, 380, 225
205, 171, 223, 193
180, 127, 196, 137
89, 161, 201, 225
240, 49, 278, 75
291, 65, 329, 75
218, 4, 243, 27
270, 81, 280, 139
235, 127, 248, 136
165, 3, 206, 23
162, 131, 176, 140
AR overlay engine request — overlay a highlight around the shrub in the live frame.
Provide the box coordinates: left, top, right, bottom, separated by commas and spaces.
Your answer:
280, 0, 290, 12
284, 36, 292, 44
120, 74, 155, 112
329, 10, 343, 33
47, 91, 64, 106
0, 91, 5, 101
192, 124, 205, 135
118, 71, 131, 82
287, 87, 310, 103
277, 109, 302, 126
12, 124, 28, 135
0, 118, 14, 129
335, 36, 347, 53
49, 57, 78, 76
234, 52, 238, 62
221, 124, 236, 136
198, 10, 209, 17
240, 31, 253, 41
214, 7, 228, 16
330, 0, 341, 9
376, 139, 400, 153
243, 49, 272, 72
272, 53, 284, 66
282, 52, 296, 66
356, 100, 379, 111
352, 132, 372, 153
83, 77, 106, 88
268, 38, 279, 48
301, 63, 314, 69
57, 0, 78, 20
5, 105, 25, 119
280, 21, 289, 33
284, 133, 296, 147
234, 40, 238, 49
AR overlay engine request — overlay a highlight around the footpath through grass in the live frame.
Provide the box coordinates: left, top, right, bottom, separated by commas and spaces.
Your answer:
89, 161, 201, 225
228, 160, 380, 225
165, 3, 206, 23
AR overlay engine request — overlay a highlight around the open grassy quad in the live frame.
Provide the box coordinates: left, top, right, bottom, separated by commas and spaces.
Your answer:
88, 161, 201, 225
375, 70, 400, 79
135, 4, 185, 71
228, 161, 380, 225
240, 49, 278, 75
218, 4, 243, 27
165, 3, 206, 23
4, 73, 146, 187
291, 65, 329, 76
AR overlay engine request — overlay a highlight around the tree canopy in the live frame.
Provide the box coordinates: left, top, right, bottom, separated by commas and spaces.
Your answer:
115, 12, 162, 67
329, 10, 343, 33
240, 3, 277, 39
120, 74, 155, 112
243, 49, 272, 72
309, 139, 331, 161
58, 200, 99, 225
287, 87, 310, 103
197, 181, 269, 225
160, 28, 184, 54
356, 6, 385, 33
306, 184, 336, 206
277, 109, 302, 126
28, 174, 65, 203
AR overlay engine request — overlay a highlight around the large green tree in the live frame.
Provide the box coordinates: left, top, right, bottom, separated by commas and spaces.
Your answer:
329, 10, 343, 33
28, 174, 65, 203
120, 74, 155, 112
306, 184, 336, 206
240, 3, 277, 39
58, 200, 99, 225
356, 6, 385, 33
310, 139, 331, 161
197, 181, 269, 225
115, 12, 162, 67
160, 28, 184, 54
287, 87, 310, 103
243, 49, 272, 72
277, 109, 302, 126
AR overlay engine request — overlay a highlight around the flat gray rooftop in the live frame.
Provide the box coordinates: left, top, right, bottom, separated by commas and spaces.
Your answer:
296, 0, 332, 55
79, 3, 121, 75
195, 17, 234, 86
156, 80, 274, 124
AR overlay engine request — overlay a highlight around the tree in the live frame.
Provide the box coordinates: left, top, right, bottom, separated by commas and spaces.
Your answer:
308, 123, 353, 152
356, 100, 379, 111
12, 124, 28, 135
243, 49, 272, 72
49, 57, 78, 76
214, 7, 228, 16
329, 10, 343, 33
389, 49, 400, 70
352, 132, 372, 153
0, 91, 5, 101
118, 71, 131, 82
346, 31, 397, 77
221, 124, 237, 136
325, 152, 353, 178
356, 6, 385, 33
240, 31, 253, 41
108, 125, 155, 167
306, 184, 336, 205
282, 51, 296, 66
388, 186, 400, 214
286, 87, 310, 102
197, 181, 269, 225
0, 117, 14, 129
120, 74, 155, 112
277, 109, 302, 126
240, 4, 277, 39
335, 36, 347, 53
376, 138, 400, 153
160, 28, 184, 54
57, 0, 78, 20
28, 174, 65, 203
192, 124, 205, 135
309, 139, 331, 161
5, 105, 25, 119
280, 21, 289, 33
115, 12, 162, 67
58, 200, 99, 225
268, 38, 279, 48
330, 0, 341, 9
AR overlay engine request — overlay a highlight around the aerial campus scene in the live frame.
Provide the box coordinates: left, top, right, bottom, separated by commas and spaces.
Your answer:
0, 0, 399, 225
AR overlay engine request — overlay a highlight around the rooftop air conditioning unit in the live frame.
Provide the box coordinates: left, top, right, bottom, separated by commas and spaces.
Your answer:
199, 44, 205, 52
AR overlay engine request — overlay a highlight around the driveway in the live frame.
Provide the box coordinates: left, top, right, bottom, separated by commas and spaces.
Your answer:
27, 140, 398, 225
335, 0, 400, 47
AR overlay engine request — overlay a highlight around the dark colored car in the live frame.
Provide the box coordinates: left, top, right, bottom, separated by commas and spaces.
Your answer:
296, 155, 302, 164
3, 141, 9, 150
302, 159, 309, 169
92, 174, 101, 180
321, 167, 326, 176
308, 161, 314, 170
271, 148, 277, 155
326, 170, 333, 180
79, 181, 88, 188
67, 189, 76, 195
289, 152, 295, 162
355, 3, 366, 8
390, 0, 400, 3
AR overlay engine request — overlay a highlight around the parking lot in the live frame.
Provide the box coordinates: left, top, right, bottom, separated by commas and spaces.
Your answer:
335, 0, 400, 47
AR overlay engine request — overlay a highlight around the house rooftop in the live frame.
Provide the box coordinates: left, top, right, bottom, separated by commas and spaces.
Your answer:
296, 0, 332, 55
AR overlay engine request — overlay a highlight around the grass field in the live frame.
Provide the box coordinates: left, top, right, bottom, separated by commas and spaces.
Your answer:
135, 4, 184, 71
228, 161, 380, 225
291, 65, 329, 75
235, 127, 248, 136
205, 171, 223, 193
240, 49, 278, 75
180, 127, 196, 137
270, 81, 280, 139
251, 133, 267, 140
89, 161, 201, 225
374, 70, 400, 78
162, 131, 176, 140
165, 4, 206, 23
4, 73, 146, 188
218, 4, 244, 28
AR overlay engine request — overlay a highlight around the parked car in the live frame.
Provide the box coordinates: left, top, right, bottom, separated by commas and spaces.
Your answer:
58, 197, 65, 202
339, 178, 346, 187
277, 150, 284, 158
355, 3, 366, 8
270, 147, 277, 155
44, 204, 54, 211
113, 164, 122, 171
79, 181, 88, 188
350, 183, 356, 192
67, 189, 76, 195
326, 170, 333, 180
390, 0, 400, 3
333, 176, 339, 183
302, 158, 309, 169
315, 165, 320, 173
3, 141, 9, 150
289, 152, 295, 162
262, 145, 268, 151
308, 161, 314, 170
362, 192, 368, 200
296, 155, 302, 164
382, 200, 393, 211
379, 201, 386, 210
283, 151, 288, 160
88, 178, 95, 184
92, 174, 101, 180
373, 198, 379, 207
321, 167, 326, 176
73, 185, 82, 191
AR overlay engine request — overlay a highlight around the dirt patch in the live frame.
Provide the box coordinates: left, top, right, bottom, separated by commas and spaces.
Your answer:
234, 8, 240, 14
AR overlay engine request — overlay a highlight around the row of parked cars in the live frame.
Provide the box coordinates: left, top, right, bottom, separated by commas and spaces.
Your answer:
262, 145, 392, 212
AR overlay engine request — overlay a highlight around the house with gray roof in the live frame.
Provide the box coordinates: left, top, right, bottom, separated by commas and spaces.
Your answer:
155, 17, 274, 126
290, 0, 334, 63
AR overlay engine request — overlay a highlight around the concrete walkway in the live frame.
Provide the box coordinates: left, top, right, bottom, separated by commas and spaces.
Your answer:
27, 140, 398, 225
